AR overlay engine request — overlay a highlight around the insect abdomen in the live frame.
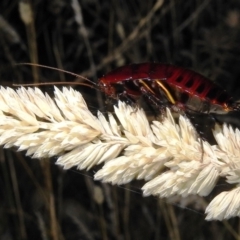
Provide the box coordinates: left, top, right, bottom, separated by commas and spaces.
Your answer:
165, 65, 232, 109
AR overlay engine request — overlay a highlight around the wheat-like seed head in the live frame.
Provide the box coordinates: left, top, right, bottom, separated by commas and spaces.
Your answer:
0, 86, 240, 220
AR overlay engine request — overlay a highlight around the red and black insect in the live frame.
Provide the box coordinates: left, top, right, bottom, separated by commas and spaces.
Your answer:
16, 62, 238, 116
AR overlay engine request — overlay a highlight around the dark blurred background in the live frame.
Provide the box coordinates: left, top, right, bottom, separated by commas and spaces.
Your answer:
1, 0, 240, 239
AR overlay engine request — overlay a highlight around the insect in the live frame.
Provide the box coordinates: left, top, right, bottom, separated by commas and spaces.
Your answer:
15, 62, 240, 145
15, 62, 237, 116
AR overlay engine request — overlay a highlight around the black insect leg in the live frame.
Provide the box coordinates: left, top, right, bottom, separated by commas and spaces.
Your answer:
184, 110, 217, 161
118, 91, 137, 105
139, 86, 169, 115
104, 91, 137, 114
115, 91, 143, 115
210, 111, 240, 130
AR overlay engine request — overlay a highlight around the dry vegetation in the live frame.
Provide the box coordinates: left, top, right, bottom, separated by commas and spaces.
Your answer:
1, 0, 240, 240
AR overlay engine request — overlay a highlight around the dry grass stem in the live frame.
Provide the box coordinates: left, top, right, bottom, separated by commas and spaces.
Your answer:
0, 86, 240, 221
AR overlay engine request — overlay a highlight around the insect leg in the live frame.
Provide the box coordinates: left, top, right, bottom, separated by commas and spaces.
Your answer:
210, 111, 240, 129
155, 80, 176, 105
138, 81, 168, 114
184, 110, 219, 161
117, 91, 137, 105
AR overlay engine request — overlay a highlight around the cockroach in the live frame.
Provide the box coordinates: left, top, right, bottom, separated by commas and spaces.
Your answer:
15, 62, 239, 126
17, 62, 236, 115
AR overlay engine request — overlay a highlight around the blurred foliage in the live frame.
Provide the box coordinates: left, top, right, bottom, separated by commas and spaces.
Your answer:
1, 0, 240, 239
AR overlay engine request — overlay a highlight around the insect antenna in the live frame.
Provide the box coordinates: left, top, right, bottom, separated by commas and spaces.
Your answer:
13, 63, 97, 89
13, 81, 95, 89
